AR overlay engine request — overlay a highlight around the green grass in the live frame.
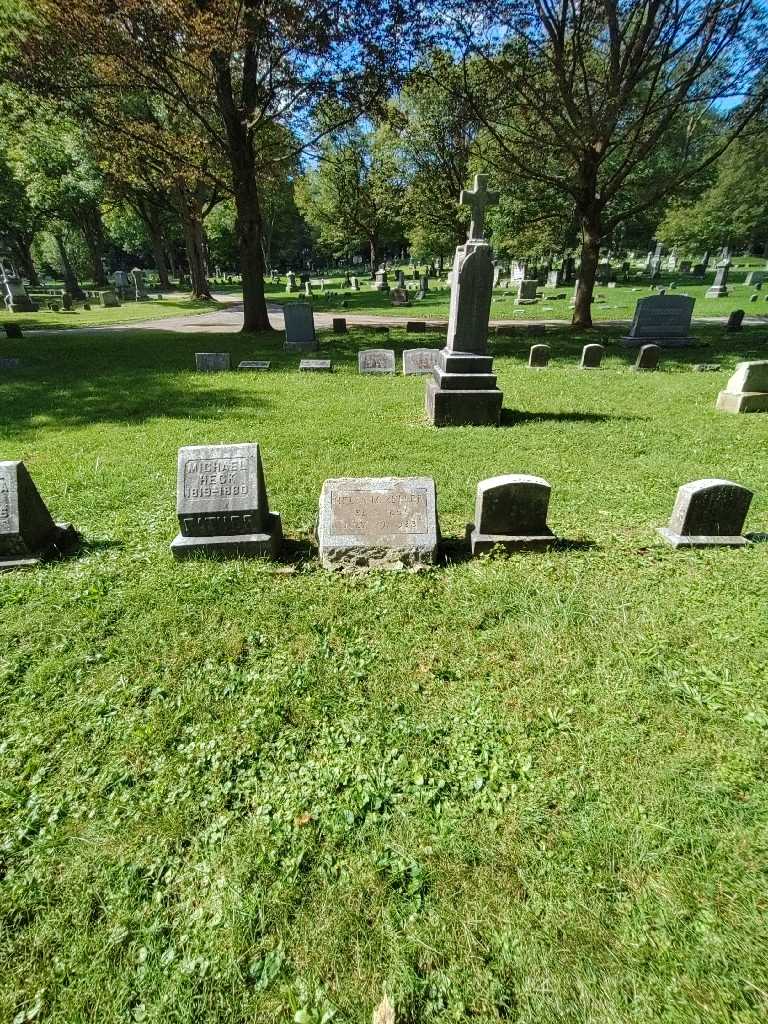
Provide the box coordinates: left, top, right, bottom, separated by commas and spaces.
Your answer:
270, 260, 768, 323
2, 323, 768, 1023
4, 296, 231, 331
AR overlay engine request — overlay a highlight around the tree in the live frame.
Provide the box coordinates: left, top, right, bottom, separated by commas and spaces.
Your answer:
434, 0, 768, 325
0, 152, 42, 284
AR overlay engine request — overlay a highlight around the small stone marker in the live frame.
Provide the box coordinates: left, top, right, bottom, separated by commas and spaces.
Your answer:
467, 475, 556, 554
171, 444, 281, 560
657, 479, 752, 547
238, 360, 270, 371
403, 348, 440, 375
332, 317, 347, 333
2, 322, 23, 338
620, 295, 696, 347
528, 344, 550, 368
99, 290, 120, 308
0, 461, 79, 571
726, 309, 744, 332
693, 363, 721, 372
0, 357, 20, 369
580, 344, 605, 368
716, 361, 768, 413
358, 349, 396, 375
284, 302, 316, 350
406, 321, 426, 333
318, 476, 439, 571
299, 359, 332, 372
195, 352, 230, 372
632, 344, 661, 371
705, 265, 729, 298
516, 279, 538, 304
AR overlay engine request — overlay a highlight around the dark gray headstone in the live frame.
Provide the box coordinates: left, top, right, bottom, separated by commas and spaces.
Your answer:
0, 461, 79, 570
318, 476, 439, 570
633, 344, 661, 371
406, 321, 426, 333
468, 474, 556, 554
0, 357, 20, 368
657, 479, 752, 547
516, 279, 538, 304
705, 265, 729, 298
284, 302, 316, 350
195, 352, 230, 372
726, 309, 744, 332
358, 349, 395, 375
332, 317, 347, 333
2, 322, 23, 338
580, 344, 605, 368
170, 443, 281, 560
528, 344, 550, 368
620, 295, 696, 347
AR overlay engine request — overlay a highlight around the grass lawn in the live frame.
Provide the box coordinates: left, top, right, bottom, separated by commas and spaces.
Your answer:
3, 296, 232, 332
269, 260, 768, 324
2, 323, 768, 1023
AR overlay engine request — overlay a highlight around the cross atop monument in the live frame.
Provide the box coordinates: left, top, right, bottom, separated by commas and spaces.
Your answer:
460, 174, 499, 241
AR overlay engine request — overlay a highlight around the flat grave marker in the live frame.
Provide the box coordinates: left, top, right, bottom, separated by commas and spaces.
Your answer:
195, 352, 230, 372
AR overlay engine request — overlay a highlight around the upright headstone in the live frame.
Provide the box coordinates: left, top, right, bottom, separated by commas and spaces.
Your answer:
406, 320, 426, 334
195, 352, 230, 372
403, 348, 440, 375
332, 317, 347, 333
2, 322, 23, 338
706, 264, 729, 298
620, 295, 696, 348
284, 302, 316, 350
467, 475, 556, 554
318, 476, 439, 570
726, 309, 744, 332
632, 344, 661, 371
99, 290, 120, 308
0, 261, 38, 312
516, 279, 538, 304
170, 444, 282, 560
286, 270, 298, 293
528, 344, 550, 368
358, 349, 396, 375
0, 461, 79, 570
391, 288, 410, 306
132, 268, 149, 300
374, 269, 390, 292
580, 344, 605, 368
547, 269, 563, 288
657, 479, 752, 547
112, 269, 130, 294
716, 361, 768, 413
350, 276, 360, 291
425, 174, 503, 427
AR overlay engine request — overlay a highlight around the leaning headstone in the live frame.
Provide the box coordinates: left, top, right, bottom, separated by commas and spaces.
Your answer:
299, 359, 332, 372
403, 348, 440, 375
195, 352, 230, 372
716, 361, 768, 413
516, 279, 538, 305
632, 344, 661, 371
467, 475, 556, 554
358, 349, 396, 375
99, 290, 120, 308
170, 443, 282, 560
318, 476, 439, 571
284, 302, 316, 350
620, 295, 696, 347
580, 344, 605, 368
238, 360, 270, 371
332, 317, 347, 333
528, 344, 550, 368
705, 264, 729, 298
657, 479, 752, 547
0, 461, 79, 571
726, 309, 744, 332
2, 322, 23, 338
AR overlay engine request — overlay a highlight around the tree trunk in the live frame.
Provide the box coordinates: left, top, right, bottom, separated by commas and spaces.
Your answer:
81, 206, 108, 286
369, 238, 379, 270
11, 234, 38, 286
148, 218, 171, 289
572, 212, 601, 328
178, 189, 212, 299
53, 232, 84, 298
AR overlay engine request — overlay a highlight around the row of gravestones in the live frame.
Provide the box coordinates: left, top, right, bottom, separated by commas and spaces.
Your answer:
1, 451, 760, 573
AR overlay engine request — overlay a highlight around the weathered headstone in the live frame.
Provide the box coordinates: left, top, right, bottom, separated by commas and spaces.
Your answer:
726, 309, 744, 332
516, 279, 538, 304
547, 269, 563, 288
132, 267, 149, 300
620, 295, 696, 347
286, 270, 298, 293
99, 290, 120, 308
0, 357, 20, 369
350, 276, 360, 291
657, 479, 753, 547
580, 344, 605, 368
284, 302, 316, 350
528, 344, 550, 368
403, 348, 440, 375
0, 461, 79, 570
716, 361, 768, 413
679, 261, 692, 274
358, 349, 396, 375
238, 360, 271, 371
318, 476, 439, 570
632, 344, 661, 371
0, 262, 38, 312
374, 269, 390, 292
195, 352, 230, 372
2, 322, 23, 338
170, 444, 282, 560
332, 317, 347, 333
467, 475, 556, 554
705, 264, 729, 298
744, 271, 765, 286
299, 359, 332, 372
406, 321, 426, 333
391, 288, 410, 306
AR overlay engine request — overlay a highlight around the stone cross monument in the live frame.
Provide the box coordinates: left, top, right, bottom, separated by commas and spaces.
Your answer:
425, 174, 504, 426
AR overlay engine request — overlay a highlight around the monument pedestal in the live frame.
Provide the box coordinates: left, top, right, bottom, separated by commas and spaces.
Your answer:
426, 350, 502, 426
171, 513, 282, 560
0, 523, 79, 572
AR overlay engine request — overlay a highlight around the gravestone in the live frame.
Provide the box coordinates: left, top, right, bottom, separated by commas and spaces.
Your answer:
657, 479, 752, 547
358, 349, 396, 375
99, 290, 120, 308
132, 268, 149, 300
113, 269, 130, 293
467, 475, 556, 554
679, 261, 692, 274
406, 321, 426, 333
195, 352, 230, 372
374, 269, 390, 292
396, 270, 406, 288
0, 461, 79, 571
299, 359, 332, 372
350, 276, 360, 290
238, 360, 270, 371
317, 476, 439, 570
170, 444, 282, 560
547, 269, 563, 288
403, 348, 440, 375
716, 361, 768, 413
419, 275, 429, 294
391, 288, 410, 306
691, 264, 705, 278
528, 344, 550, 368
706, 265, 729, 298
493, 266, 502, 288
284, 302, 316, 350
1, 264, 38, 312
0, 357, 20, 369
286, 270, 298, 293
332, 317, 347, 333
425, 174, 504, 426
620, 295, 696, 347
726, 309, 744, 332
2, 322, 23, 338
304, 281, 313, 298
580, 344, 605, 368
632, 344, 661, 371
745, 271, 765, 286
516, 279, 538, 304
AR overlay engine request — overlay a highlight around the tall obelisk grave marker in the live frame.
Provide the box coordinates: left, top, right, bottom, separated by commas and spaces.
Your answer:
426, 174, 504, 426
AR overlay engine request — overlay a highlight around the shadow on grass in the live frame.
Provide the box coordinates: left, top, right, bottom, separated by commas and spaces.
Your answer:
500, 409, 644, 426
441, 535, 596, 564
